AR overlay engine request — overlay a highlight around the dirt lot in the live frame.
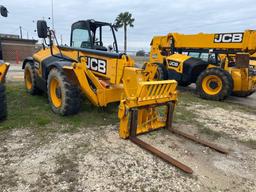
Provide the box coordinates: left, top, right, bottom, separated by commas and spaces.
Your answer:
0, 61, 256, 191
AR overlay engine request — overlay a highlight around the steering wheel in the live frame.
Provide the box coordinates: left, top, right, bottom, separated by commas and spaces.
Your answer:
80, 41, 91, 48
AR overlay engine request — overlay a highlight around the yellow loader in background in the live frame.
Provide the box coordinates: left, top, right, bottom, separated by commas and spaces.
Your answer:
23, 20, 227, 173
0, 5, 9, 120
148, 31, 256, 100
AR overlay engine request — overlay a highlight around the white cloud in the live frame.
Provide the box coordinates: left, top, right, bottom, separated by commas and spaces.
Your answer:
1, 0, 256, 51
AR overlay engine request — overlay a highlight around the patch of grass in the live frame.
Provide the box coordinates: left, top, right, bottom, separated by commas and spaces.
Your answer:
0, 82, 118, 132
174, 93, 200, 125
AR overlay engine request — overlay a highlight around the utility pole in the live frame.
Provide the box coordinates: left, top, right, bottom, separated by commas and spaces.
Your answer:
60, 34, 63, 45
27, 32, 29, 39
19, 26, 23, 39
51, 0, 54, 30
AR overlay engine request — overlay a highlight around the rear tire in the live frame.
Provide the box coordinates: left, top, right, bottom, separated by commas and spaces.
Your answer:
47, 68, 81, 115
24, 62, 41, 95
0, 84, 7, 121
196, 68, 233, 101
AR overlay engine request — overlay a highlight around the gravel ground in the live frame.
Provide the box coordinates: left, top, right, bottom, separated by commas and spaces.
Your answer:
186, 104, 256, 141
1, 117, 256, 192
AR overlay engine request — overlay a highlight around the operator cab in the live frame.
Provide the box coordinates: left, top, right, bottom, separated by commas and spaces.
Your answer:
70, 20, 119, 53
186, 52, 220, 66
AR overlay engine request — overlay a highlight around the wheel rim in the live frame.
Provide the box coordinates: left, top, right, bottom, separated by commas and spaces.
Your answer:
50, 78, 62, 108
25, 68, 32, 90
202, 75, 223, 95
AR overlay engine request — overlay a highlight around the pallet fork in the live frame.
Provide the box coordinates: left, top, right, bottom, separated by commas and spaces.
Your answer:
118, 68, 228, 173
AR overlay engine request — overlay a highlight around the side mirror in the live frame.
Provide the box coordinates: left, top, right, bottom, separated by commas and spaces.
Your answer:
37, 20, 48, 38
0, 6, 8, 17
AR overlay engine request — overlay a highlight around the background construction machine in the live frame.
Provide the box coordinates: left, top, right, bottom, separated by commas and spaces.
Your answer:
0, 5, 9, 120
22, 19, 227, 174
148, 31, 256, 100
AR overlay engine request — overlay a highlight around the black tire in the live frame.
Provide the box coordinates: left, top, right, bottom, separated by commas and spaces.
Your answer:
154, 64, 167, 80
196, 68, 233, 101
47, 68, 81, 115
0, 84, 7, 121
232, 91, 255, 97
24, 62, 42, 95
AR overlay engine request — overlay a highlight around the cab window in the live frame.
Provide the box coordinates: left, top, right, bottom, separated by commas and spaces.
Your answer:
200, 53, 209, 62
188, 52, 200, 58
71, 28, 91, 48
94, 25, 116, 52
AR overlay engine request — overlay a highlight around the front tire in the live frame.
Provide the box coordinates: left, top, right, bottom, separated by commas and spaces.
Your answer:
0, 84, 7, 121
47, 68, 81, 115
196, 68, 233, 101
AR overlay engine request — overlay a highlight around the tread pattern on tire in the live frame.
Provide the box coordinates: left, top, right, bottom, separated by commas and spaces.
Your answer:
196, 68, 233, 101
47, 68, 81, 116
0, 84, 7, 121
24, 62, 42, 95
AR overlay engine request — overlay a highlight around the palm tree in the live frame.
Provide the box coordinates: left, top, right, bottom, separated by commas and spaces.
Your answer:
114, 12, 135, 53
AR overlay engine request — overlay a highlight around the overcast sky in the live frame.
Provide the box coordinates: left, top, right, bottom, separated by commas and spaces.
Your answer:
1, 0, 256, 51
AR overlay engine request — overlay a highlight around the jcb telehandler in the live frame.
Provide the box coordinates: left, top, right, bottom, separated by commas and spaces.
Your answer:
0, 5, 9, 120
148, 31, 256, 100
23, 20, 227, 173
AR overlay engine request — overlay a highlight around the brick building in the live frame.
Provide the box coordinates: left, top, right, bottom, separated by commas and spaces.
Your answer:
0, 34, 39, 63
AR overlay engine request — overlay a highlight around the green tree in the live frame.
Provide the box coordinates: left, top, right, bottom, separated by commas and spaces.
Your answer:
114, 12, 135, 53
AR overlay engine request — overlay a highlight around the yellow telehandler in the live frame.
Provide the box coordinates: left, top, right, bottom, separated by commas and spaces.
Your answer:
0, 5, 9, 120
148, 31, 256, 100
23, 20, 227, 173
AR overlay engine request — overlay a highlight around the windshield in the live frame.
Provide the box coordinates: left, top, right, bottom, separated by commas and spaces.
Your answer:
93, 25, 118, 52
71, 27, 91, 48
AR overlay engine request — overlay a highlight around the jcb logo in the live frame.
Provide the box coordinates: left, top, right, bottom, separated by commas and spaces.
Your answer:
86, 57, 107, 74
169, 61, 179, 67
214, 33, 243, 43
